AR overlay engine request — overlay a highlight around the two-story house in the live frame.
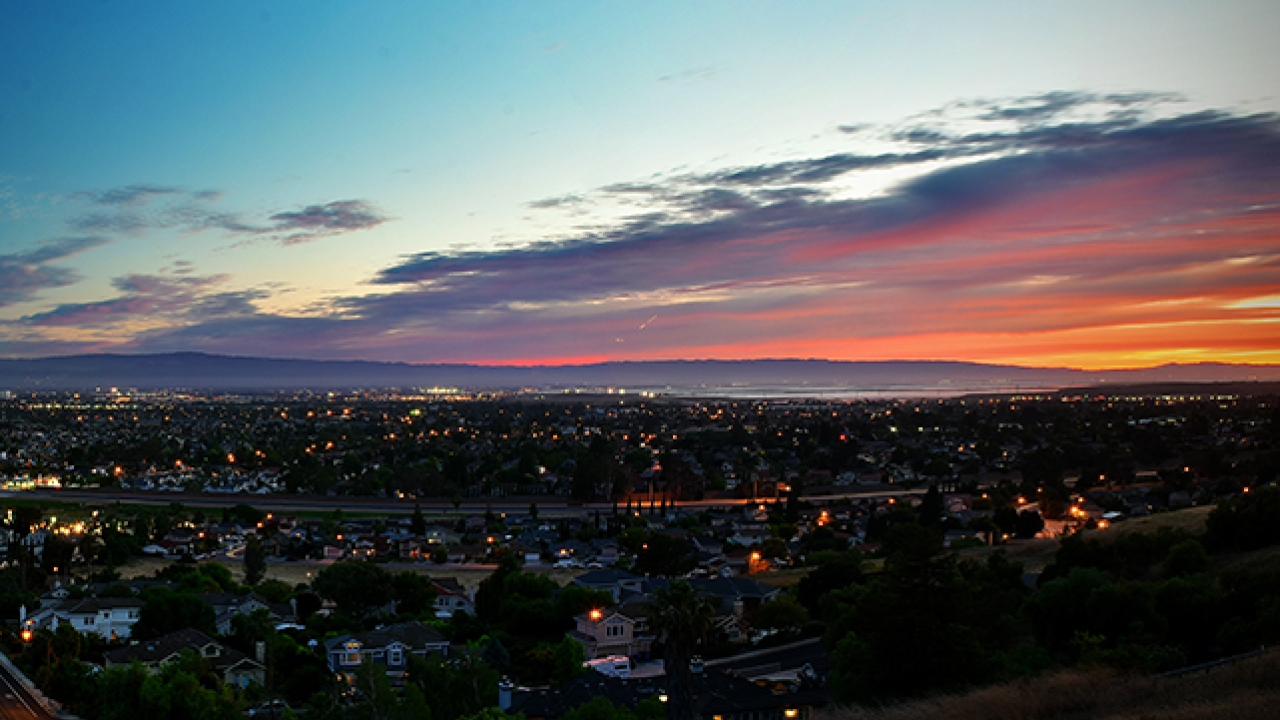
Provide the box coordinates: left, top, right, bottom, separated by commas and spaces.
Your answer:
199, 592, 287, 635
103, 627, 266, 688
324, 621, 450, 681
567, 606, 652, 660
432, 578, 475, 618
32, 597, 144, 640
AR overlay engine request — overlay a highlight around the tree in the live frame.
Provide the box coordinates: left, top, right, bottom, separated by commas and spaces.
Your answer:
244, 535, 267, 586
229, 503, 266, 526
352, 662, 427, 720
553, 635, 588, 684
632, 532, 696, 577
826, 524, 997, 702
312, 562, 393, 620
78, 530, 102, 584
1015, 509, 1045, 539
403, 649, 499, 720
11, 505, 43, 538
473, 554, 521, 623
410, 503, 427, 537
390, 571, 437, 617
800, 526, 848, 554
41, 535, 75, 576
89, 661, 149, 720
1206, 486, 1280, 551
649, 579, 716, 720
759, 537, 789, 561
796, 549, 864, 614
917, 483, 945, 527
131, 588, 216, 640
751, 596, 809, 636
1161, 539, 1210, 579
138, 650, 243, 720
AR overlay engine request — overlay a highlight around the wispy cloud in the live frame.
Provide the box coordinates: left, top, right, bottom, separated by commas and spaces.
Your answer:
22, 271, 267, 331
74, 184, 182, 206
268, 200, 389, 245
62, 188, 387, 245
0, 236, 109, 307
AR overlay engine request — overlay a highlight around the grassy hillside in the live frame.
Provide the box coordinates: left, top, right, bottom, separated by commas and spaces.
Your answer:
817, 648, 1280, 720
957, 505, 1216, 572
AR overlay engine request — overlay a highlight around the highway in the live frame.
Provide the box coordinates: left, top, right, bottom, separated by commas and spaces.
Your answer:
1, 485, 926, 519
0, 656, 54, 720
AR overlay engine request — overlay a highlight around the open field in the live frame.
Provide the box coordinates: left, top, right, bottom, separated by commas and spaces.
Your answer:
817, 647, 1280, 720
118, 556, 585, 594
959, 505, 1215, 572
113, 505, 1231, 592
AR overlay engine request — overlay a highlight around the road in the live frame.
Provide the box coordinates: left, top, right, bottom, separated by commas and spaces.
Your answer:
2, 485, 926, 519
0, 656, 54, 720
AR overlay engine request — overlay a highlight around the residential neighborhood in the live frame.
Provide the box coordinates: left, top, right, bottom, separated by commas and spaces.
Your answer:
0, 388, 1276, 719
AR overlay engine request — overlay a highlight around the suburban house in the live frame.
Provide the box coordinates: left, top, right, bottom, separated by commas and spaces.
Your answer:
324, 621, 450, 681
571, 569, 644, 602
567, 606, 652, 660
103, 627, 266, 688
199, 592, 294, 634
689, 577, 782, 616
31, 597, 144, 640
421, 525, 461, 546
432, 578, 474, 618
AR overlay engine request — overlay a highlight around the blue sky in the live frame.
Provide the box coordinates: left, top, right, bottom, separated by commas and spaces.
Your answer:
2, 1, 1279, 367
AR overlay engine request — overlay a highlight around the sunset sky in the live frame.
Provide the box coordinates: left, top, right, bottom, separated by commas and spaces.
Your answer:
2, 1, 1278, 368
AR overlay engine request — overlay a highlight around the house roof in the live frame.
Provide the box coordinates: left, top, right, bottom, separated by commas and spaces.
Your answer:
102, 627, 262, 674
572, 569, 640, 587
323, 620, 448, 653
59, 597, 144, 615
199, 592, 266, 610
433, 578, 467, 596
689, 577, 780, 601
576, 608, 634, 625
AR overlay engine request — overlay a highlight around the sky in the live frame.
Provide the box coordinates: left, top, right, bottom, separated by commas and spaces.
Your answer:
2, 0, 1279, 369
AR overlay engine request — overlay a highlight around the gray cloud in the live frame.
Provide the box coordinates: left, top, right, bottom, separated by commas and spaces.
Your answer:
268, 200, 388, 244
527, 193, 589, 210
62, 188, 388, 246
22, 272, 266, 328
76, 184, 182, 206
0, 236, 109, 307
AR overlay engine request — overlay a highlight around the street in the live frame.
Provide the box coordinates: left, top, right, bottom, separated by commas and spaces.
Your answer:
0, 657, 54, 720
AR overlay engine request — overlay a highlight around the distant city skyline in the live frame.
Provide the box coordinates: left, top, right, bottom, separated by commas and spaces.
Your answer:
2, 1, 1278, 369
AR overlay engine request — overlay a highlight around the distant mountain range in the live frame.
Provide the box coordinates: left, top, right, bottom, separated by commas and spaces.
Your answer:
1, 353, 1278, 396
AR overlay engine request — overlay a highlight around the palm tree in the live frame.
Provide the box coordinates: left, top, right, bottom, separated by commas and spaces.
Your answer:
78, 528, 101, 585
649, 579, 716, 720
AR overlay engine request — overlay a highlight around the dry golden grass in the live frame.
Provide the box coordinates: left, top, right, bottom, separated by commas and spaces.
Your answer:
817, 649, 1280, 720
1206, 544, 1280, 576
1094, 505, 1214, 539
754, 566, 811, 588
117, 556, 583, 594
958, 506, 1216, 573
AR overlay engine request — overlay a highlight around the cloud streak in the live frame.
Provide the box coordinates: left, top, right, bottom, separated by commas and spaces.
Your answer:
268, 200, 389, 245
0, 236, 108, 307
63, 188, 388, 246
